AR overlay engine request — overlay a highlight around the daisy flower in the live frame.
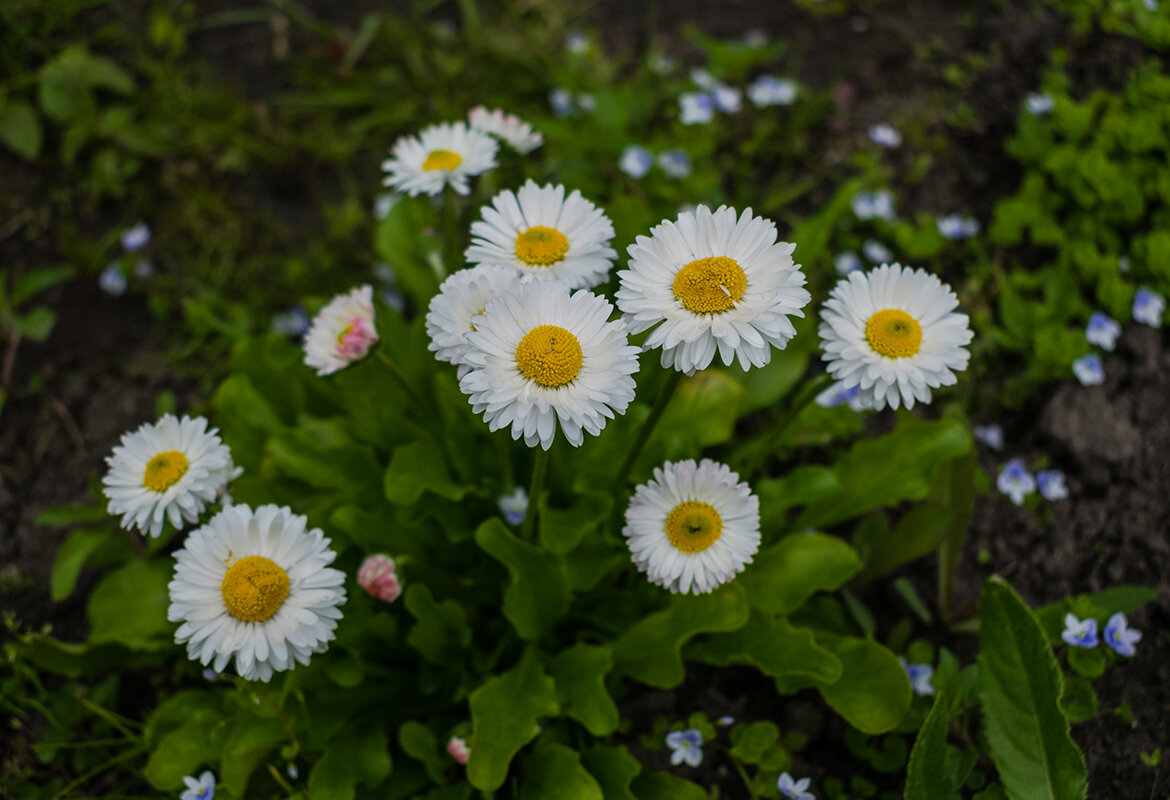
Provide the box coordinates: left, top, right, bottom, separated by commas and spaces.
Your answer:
380, 122, 498, 197
616, 205, 810, 375
167, 504, 346, 682
465, 180, 617, 289
818, 263, 973, 410
303, 285, 379, 376
468, 106, 543, 154
426, 265, 523, 375
103, 414, 240, 538
623, 459, 760, 595
458, 280, 639, 450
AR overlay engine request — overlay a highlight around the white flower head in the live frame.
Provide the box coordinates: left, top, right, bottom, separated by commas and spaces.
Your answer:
623, 459, 760, 595
426, 265, 524, 375
180, 771, 215, 800
459, 280, 640, 450
619, 145, 653, 179
617, 205, 811, 375
466, 180, 617, 290
818, 263, 973, 410
996, 458, 1035, 506
468, 106, 543, 154
103, 414, 240, 538
167, 504, 346, 682
868, 122, 902, 148
303, 285, 379, 376
381, 122, 498, 197
748, 75, 797, 107
1085, 312, 1121, 351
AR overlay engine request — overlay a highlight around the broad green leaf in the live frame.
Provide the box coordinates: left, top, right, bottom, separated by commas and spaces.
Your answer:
790, 175, 869, 267
904, 694, 959, 800
213, 374, 286, 469
978, 578, 1087, 800
385, 440, 470, 505
36, 502, 108, 527
12, 265, 73, 306
580, 745, 641, 800
659, 369, 745, 455
739, 532, 862, 615
687, 613, 842, 685
307, 728, 393, 800
221, 716, 286, 797
404, 584, 471, 663
539, 492, 611, 554
736, 346, 809, 415
548, 643, 619, 736
854, 505, 952, 583
611, 583, 749, 688
399, 721, 445, 784
373, 196, 441, 305
475, 519, 571, 640
88, 560, 173, 649
756, 465, 841, 529
519, 743, 603, 800
1060, 674, 1098, 723
1034, 585, 1158, 645
39, 46, 134, 122
13, 307, 55, 341
51, 528, 112, 601
468, 650, 559, 791
0, 100, 42, 160
630, 770, 708, 800
268, 420, 382, 500
144, 717, 229, 789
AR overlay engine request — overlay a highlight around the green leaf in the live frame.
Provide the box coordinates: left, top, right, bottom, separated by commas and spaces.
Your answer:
88, 560, 174, 649
658, 369, 745, 455
39, 46, 134, 122
611, 583, 749, 688
307, 728, 393, 800
630, 770, 708, 800
404, 584, 471, 663
11, 266, 74, 307
904, 693, 959, 800
373, 196, 441, 305
221, 716, 286, 797
547, 643, 619, 736
398, 721, 445, 784
854, 505, 953, 583
1060, 674, 1098, 723
51, 528, 112, 601
539, 492, 611, 554
1034, 585, 1158, 645
13, 307, 55, 341
737, 347, 809, 415
0, 100, 42, 160
978, 578, 1087, 800
475, 519, 571, 640
519, 743, 603, 800
739, 532, 862, 615
385, 440, 470, 505
143, 691, 234, 790
36, 502, 113, 527
688, 613, 842, 685
756, 465, 841, 528
580, 745, 641, 800
468, 650, 560, 791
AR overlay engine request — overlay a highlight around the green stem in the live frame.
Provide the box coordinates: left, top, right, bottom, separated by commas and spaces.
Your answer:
374, 349, 426, 410
736, 373, 833, 475
520, 447, 549, 542
613, 370, 684, 490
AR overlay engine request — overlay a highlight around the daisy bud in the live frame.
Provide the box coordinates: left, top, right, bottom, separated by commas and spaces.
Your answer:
357, 554, 402, 603
447, 736, 470, 765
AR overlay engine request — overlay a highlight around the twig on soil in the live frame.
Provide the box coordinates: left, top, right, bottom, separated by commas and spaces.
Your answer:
48, 395, 86, 457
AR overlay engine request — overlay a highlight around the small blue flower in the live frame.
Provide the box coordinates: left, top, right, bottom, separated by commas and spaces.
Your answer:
1036, 469, 1068, 501
851, 190, 896, 221
899, 658, 935, 696
1143, 0, 1158, 11
98, 263, 127, 296
1061, 613, 1098, 648
498, 487, 528, 526
549, 88, 574, 118
272, 306, 310, 337
937, 213, 980, 240
747, 75, 797, 107
717, 715, 735, 726
711, 85, 742, 113
834, 251, 863, 275
286, 763, 299, 780
1103, 612, 1142, 657
1085, 312, 1122, 351
1025, 92, 1054, 115
690, 68, 718, 91
778, 772, 816, 800
862, 239, 893, 264
202, 668, 219, 681
180, 771, 215, 800
997, 458, 1036, 506
619, 145, 653, 179
868, 122, 902, 148
121, 222, 151, 252
648, 52, 676, 75
373, 192, 398, 220
972, 424, 1004, 451
1133, 287, 1165, 327
665, 728, 703, 767
565, 31, 589, 55
575, 93, 597, 113
656, 149, 691, 179
1072, 354, 1105, 386
381, 289, 406, 312
815, 381, 865, 411
679, 92, 715, 125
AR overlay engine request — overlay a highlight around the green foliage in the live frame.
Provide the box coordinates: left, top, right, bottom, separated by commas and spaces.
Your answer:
904, 694, 959, 800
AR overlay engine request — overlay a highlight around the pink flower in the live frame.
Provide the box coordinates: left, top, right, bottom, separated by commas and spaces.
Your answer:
446, 736, 470, 765
357, 554, 401, 603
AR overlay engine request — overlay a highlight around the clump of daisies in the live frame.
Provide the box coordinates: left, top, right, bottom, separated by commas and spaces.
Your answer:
623, 459, 760, 595
381, 121, 498, 197
818, 263, 973, 410
616, 205, 810, 375
167, 504, 346, 682
303, 285, 379, 376
426, 265, 524, 377
102, 414, 241, 538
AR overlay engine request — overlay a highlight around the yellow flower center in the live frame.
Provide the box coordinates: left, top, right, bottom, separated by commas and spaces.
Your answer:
142, 450, 189, 492
665, 501, 723, 554
514, 226, 570, 266
514, 324, 583, 388
672, 256, 747, 314
422, 149, 462, 171
865, 309, 923, 358
221, 556, 290, 623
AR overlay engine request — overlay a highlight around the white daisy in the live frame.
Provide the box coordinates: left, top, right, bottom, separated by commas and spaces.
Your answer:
380, 122, 498, 197
102, 414, 240, 538
303, 285, 378, 376
616, 205, 811, 375
623, 459, 760, 595
426, 265, 524, 376
468, 106, 543, 154
458, 280, 639, 450
465, 180, 617, 289
167, 504, 346, 682
818, 263, 973, 410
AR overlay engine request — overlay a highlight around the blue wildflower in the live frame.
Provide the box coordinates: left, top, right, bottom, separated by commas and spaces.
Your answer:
679, 92, 715, 125
648, 52, 676, 75
833, 251, 863, 275
549, 88, 574, 118
618, 145, 653, 179
665, 729, 703, 767
1036, 469, 1068, 501
717, 715, 735, 726
899, 657, 935, 696
272, 306, 310, 337
656, 149, 691, 179
1143, 0, 1158, 11
816, 381, 865, 411
862, 239, 893, 264
996, 458, 1035, 506
711, 85, 742, 113
1133, 287, 1165, 327
1103, 612, 1142, 657
98, 264, 127, 296
937, 213, 980, 240
180, 771, 215, 800
565, 31, 589, 55
690, 68, 718, 91
1025, 92, 1054, 115
373, 192, 397, 220
747, 75, 797, 107
1061, 613, 1098, 648
851, 190, 896, 221
1072, 354, 1105, 386
575, 93, 597, 113
498, 487, 528, 526
1085, 312, 1121, 351
120, 222, 151, 252
202, 668, 218, 681
778, 773, 816, 800
868, 123, 902, 148
972, 424, 1004, 451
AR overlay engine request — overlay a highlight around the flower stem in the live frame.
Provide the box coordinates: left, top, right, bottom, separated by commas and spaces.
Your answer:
374, 349, 426, 410
614, 369, 684, 490
520, 447, 549, 542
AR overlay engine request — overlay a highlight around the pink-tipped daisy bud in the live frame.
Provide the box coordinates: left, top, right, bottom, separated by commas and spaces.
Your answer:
446, 736, 470, 765
357, 554, 402, 603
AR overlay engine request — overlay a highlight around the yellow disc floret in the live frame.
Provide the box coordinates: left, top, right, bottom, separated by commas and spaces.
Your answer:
514, 226, 570, 266
221, 556, 290, 623
672, 256, 747, 314
514, 324, 583, 387
665, 501, 724, 554
422, 149, 462, 171
865, 309, 923, 358
143, 450, 189, 492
